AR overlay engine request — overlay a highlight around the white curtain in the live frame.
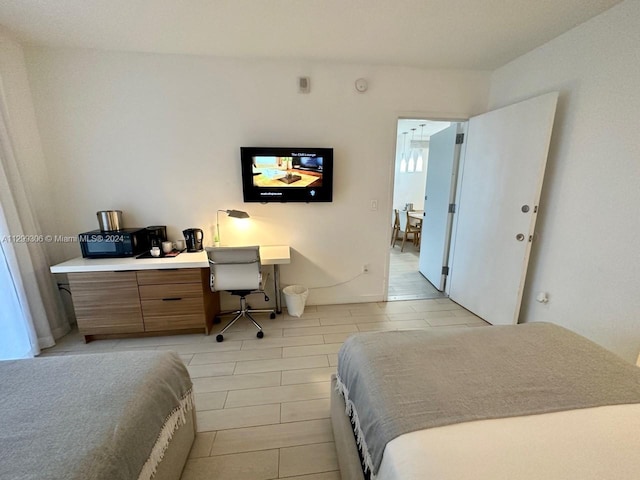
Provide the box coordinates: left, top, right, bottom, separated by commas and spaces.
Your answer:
0, 205, 40, 359
0, 75, 69, 360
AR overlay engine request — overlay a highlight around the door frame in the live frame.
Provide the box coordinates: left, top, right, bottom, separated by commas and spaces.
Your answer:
384, 114, 468, 302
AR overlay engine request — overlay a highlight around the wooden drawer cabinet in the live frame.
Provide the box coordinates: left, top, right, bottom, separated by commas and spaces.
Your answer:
68, 268, 218, 342
68, 271, 144, 336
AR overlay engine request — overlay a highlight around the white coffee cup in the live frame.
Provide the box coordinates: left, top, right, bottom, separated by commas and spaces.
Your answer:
162, 241, 173, 254
150, 246, 161, 257
174, 239, 185, 251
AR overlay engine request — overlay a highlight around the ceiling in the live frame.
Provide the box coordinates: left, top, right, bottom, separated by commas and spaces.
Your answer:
0, 0, 621, 70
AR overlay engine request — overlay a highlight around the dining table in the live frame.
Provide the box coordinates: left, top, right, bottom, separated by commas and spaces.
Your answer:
408, 210, 424, 221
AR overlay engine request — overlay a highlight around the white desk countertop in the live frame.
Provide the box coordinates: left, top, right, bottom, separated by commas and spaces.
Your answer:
50, 246, 291, 274
258, 245, 291, 265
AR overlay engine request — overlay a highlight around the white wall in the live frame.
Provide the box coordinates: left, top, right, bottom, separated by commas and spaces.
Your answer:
392, 134, 428, 212
392, 120, 452, 214
24, 47, 490, 305
489, 0, 640, 362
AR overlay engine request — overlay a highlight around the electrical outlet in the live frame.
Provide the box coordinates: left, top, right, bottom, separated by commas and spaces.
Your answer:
362, 264, 370, 273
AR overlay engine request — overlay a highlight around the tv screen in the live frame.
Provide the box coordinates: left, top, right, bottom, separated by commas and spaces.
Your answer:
241, 147, 333, 202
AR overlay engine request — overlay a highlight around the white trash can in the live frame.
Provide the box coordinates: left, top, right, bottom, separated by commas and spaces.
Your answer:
283, 285, 309, 317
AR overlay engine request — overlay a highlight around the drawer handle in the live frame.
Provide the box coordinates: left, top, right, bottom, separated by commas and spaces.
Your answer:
162, 297, 183, 301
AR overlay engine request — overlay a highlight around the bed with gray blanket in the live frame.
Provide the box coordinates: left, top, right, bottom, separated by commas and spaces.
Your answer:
0, 351, 195, 480
332, 323, 640, 480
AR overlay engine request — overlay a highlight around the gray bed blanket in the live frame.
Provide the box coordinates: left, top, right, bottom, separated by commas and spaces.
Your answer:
336, 322, 640, 476
0, 351, 193, 480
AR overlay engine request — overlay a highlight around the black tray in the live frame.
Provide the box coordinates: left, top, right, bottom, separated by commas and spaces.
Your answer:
136, 248, 185, 259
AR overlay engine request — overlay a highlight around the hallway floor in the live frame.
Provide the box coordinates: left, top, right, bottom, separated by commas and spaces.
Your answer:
388, 240, 445, 301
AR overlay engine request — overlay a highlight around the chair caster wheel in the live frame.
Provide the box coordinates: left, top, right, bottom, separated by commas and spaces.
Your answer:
213, 316, 221, 324
256, 331, 264, 339
216, 334, 224, 342
270, 312, 276, 319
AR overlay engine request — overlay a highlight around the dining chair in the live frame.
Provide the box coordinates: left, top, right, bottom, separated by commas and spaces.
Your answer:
391, 209, 402, 247
401, 211, 422, 252
207, 246, 276, 343
413, 217, 423, 249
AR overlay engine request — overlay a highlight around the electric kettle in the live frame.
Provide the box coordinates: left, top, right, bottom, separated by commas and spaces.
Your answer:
183, 228, 204, 252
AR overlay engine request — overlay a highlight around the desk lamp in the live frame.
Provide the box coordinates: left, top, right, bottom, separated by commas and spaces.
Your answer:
216, 209, 250, 246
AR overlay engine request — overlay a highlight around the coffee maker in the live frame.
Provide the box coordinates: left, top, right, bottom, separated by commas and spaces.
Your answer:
146, 225, 167, 250
183, 228, 204, 252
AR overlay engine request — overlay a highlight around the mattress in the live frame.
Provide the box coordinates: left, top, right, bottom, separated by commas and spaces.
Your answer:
0, 351, 194, 480
377, 404, 640, 480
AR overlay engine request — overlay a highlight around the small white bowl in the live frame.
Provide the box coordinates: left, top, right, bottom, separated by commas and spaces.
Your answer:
150, 248, 161, 257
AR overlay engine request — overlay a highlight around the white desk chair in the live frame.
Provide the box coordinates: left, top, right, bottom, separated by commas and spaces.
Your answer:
207, 246, 276, 343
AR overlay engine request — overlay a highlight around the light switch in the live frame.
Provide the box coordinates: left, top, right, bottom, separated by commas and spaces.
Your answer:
370, 199, 378, 211
298, 77, 310, 93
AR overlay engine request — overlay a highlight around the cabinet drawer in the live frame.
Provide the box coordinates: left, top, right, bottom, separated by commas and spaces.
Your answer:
143, 314, 204, 332
138, 283, 203, 301
141, 297, 205, 331
140, 297, 205, 318
137, 269, 203, 285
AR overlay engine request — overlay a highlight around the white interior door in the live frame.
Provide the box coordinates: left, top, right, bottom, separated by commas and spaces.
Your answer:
418, 124, 461, 290
448, 92, 558, 325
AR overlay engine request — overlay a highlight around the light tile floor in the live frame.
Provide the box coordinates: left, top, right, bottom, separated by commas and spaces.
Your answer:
42, 298, 488, 480
388, 241, 445, 301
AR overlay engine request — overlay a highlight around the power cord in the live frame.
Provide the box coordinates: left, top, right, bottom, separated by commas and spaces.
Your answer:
305, 271, 366, 290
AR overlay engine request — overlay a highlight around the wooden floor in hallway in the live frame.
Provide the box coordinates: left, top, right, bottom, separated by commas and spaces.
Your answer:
388, 241, 445, 301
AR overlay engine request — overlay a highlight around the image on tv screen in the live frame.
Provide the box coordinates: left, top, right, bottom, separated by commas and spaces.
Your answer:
251, 154, 324, 188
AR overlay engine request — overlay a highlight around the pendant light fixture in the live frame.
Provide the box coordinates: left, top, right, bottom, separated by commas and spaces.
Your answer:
400, 131, 408, 173
416, 124, 425, 172
408, 128, 416, 172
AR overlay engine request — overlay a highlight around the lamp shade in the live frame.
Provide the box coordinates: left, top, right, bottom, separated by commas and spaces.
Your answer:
416, 152, 424, 172
226, 209, 250, 219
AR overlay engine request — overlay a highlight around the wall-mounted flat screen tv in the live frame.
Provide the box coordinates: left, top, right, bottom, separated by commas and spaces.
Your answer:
241, 147, 333, 202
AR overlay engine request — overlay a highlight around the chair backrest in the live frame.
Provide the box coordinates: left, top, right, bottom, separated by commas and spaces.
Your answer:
206, 246, 261, 292
405, 210, 420, 231
393, 209, 400, 227
399, 210, 408, 231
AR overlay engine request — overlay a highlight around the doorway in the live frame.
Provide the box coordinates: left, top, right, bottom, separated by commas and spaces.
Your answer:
387, 93, 557, 325
388, 119, 452, 301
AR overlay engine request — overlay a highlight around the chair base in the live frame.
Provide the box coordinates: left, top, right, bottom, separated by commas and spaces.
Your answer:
215, 296, 275, 342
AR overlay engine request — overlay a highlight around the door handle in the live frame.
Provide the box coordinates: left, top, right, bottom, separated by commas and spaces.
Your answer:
162, 297, 183, 301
